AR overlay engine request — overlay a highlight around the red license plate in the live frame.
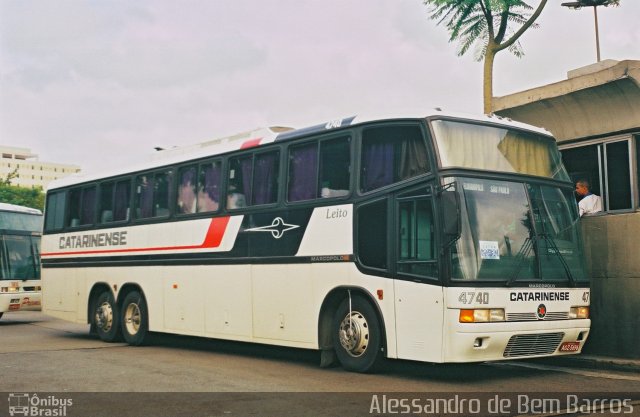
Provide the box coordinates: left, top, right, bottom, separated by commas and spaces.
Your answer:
559, 342, 581, 352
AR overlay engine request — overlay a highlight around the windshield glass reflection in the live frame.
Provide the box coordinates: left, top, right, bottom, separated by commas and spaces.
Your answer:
450, 178, 586, 283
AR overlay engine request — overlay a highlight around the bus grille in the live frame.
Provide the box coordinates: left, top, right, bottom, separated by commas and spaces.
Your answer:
506, 312, 569, 322
503, 332, 564, 358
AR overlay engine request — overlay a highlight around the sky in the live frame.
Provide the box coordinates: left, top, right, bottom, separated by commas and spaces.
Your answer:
1, 0, 639, 173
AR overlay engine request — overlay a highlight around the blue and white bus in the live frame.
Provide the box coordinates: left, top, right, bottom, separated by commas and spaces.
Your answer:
0, 203, 43, 319
41, 111, 590, 372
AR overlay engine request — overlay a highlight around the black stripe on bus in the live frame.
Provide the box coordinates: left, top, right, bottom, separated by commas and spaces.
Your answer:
41, 254, 355, 268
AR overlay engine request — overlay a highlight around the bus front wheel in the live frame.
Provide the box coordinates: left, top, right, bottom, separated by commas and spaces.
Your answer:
121, 290, 148, 346
93, 291, 121, 342
332, 294, 383, 373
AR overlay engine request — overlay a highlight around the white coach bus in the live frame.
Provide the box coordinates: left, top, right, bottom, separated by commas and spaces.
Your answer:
41, 111, 590, 372
0, 203, 43, 319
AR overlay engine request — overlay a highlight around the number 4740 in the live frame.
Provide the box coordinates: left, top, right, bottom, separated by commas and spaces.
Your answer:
458, 292, 490, 305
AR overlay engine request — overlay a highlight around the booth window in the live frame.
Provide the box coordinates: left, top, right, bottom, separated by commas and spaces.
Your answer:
561, 136, 635, 213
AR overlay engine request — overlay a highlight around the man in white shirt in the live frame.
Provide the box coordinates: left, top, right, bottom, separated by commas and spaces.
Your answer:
575, 180, 602, 217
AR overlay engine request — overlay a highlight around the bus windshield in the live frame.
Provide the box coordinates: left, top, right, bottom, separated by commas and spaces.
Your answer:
432, 120, 570, 181
449, 178, 587, 284
0, 209, 42, 281
0, 235, 41, 280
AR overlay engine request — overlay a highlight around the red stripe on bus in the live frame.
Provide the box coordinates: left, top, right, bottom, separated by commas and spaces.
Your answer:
240, 138, 262, 149
41, 216, 231, 257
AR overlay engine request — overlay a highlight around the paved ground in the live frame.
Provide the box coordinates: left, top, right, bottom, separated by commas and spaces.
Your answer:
1, 311, 638, 416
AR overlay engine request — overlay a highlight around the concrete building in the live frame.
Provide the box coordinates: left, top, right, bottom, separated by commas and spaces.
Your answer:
493, 59, 640, 359
0, 146, 81, 190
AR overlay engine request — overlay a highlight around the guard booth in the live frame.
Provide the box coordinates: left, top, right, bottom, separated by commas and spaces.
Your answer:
492, 60, 640, 359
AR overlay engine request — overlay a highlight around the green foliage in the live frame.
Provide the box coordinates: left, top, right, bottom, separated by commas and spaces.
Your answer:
424, 0, 541, 60
423, 0, 547, 113
0, 183, 45, 211
1, 167, 19, 186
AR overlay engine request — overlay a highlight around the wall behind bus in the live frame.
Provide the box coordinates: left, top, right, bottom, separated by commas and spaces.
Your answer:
580, 214, 640, 359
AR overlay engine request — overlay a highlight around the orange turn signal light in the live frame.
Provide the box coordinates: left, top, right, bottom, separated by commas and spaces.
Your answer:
459, 309, 475, 323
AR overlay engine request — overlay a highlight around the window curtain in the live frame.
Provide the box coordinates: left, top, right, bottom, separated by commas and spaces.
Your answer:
497, 132, 552, 177
399, 134, 429, 180
253, 152, 279, 205
433, 121, 554, 178
114, 181, 130, 221
177, 167, 197, 214
153, 174, 170, 215
138, 176, 155, 218
198, 163, 221, 212
240, 158, 253, 205
80, 188, 96, 225
362, 140, 393, 192
288, 144, 318, 201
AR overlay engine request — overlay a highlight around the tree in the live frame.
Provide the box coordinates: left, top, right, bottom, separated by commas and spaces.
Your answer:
0, 171, 45, 211
1, 167, 18, 186
424, 0, 548, 114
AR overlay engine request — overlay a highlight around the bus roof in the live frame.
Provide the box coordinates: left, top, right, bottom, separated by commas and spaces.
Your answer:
47, 109, 552, 191
0, 203, 42, 216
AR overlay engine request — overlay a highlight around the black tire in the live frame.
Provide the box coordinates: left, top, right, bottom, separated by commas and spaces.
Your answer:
332, 294, 383, 373
92, 290, 121, 342
120, 290, 148, 346
0, 312, 3, 320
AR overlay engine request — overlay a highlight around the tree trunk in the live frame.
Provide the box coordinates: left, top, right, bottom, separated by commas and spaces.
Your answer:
483, 43, 496, 115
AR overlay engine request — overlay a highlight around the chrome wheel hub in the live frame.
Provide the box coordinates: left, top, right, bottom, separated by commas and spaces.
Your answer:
338, 311, 370, 357
124, 302, 141, 335
95, 302, 113, 332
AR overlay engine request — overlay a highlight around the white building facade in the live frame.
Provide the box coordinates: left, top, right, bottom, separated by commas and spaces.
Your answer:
0, 146, 80, 190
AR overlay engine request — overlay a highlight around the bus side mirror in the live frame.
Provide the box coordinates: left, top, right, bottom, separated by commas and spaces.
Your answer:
441, 189, 461, 246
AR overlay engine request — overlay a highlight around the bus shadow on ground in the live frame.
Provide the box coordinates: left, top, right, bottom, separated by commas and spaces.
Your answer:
121, 331, 541, 382
144, 331, 321, 367
378, 360, 547, 383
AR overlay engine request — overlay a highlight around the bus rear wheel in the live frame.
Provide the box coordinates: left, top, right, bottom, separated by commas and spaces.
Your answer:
332, 294, 383, 373
93, 291, 121, 342
121, 290, 148, 346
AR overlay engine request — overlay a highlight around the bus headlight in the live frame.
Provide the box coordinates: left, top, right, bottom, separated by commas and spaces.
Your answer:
459, 309, 505, 323
569, 306, 589, 319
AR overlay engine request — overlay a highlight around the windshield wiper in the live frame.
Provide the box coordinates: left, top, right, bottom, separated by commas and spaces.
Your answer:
505, 233, 576, 287
505, 236, 534, 287
538, 232, 576, 287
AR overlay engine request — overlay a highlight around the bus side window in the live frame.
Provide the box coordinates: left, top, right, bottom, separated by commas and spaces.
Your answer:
153, 172, 170, 217
252, 151, 279, 205
319, 137, 350, 198
99, 182, 115, 223
80, 187, 97, 225
398, 198, 437, 278
135, 175, 155, 219
360, 125, 429, 193
67, 186, 96, 227
356, 199, 388, 270
113, 180, 131, 222
197, 161, 221, 212
135, 171, 170, 219
288, 143, 318, 202
44, 191, 66, 231
227, 156, 251, 209
177, 166, 197, 214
